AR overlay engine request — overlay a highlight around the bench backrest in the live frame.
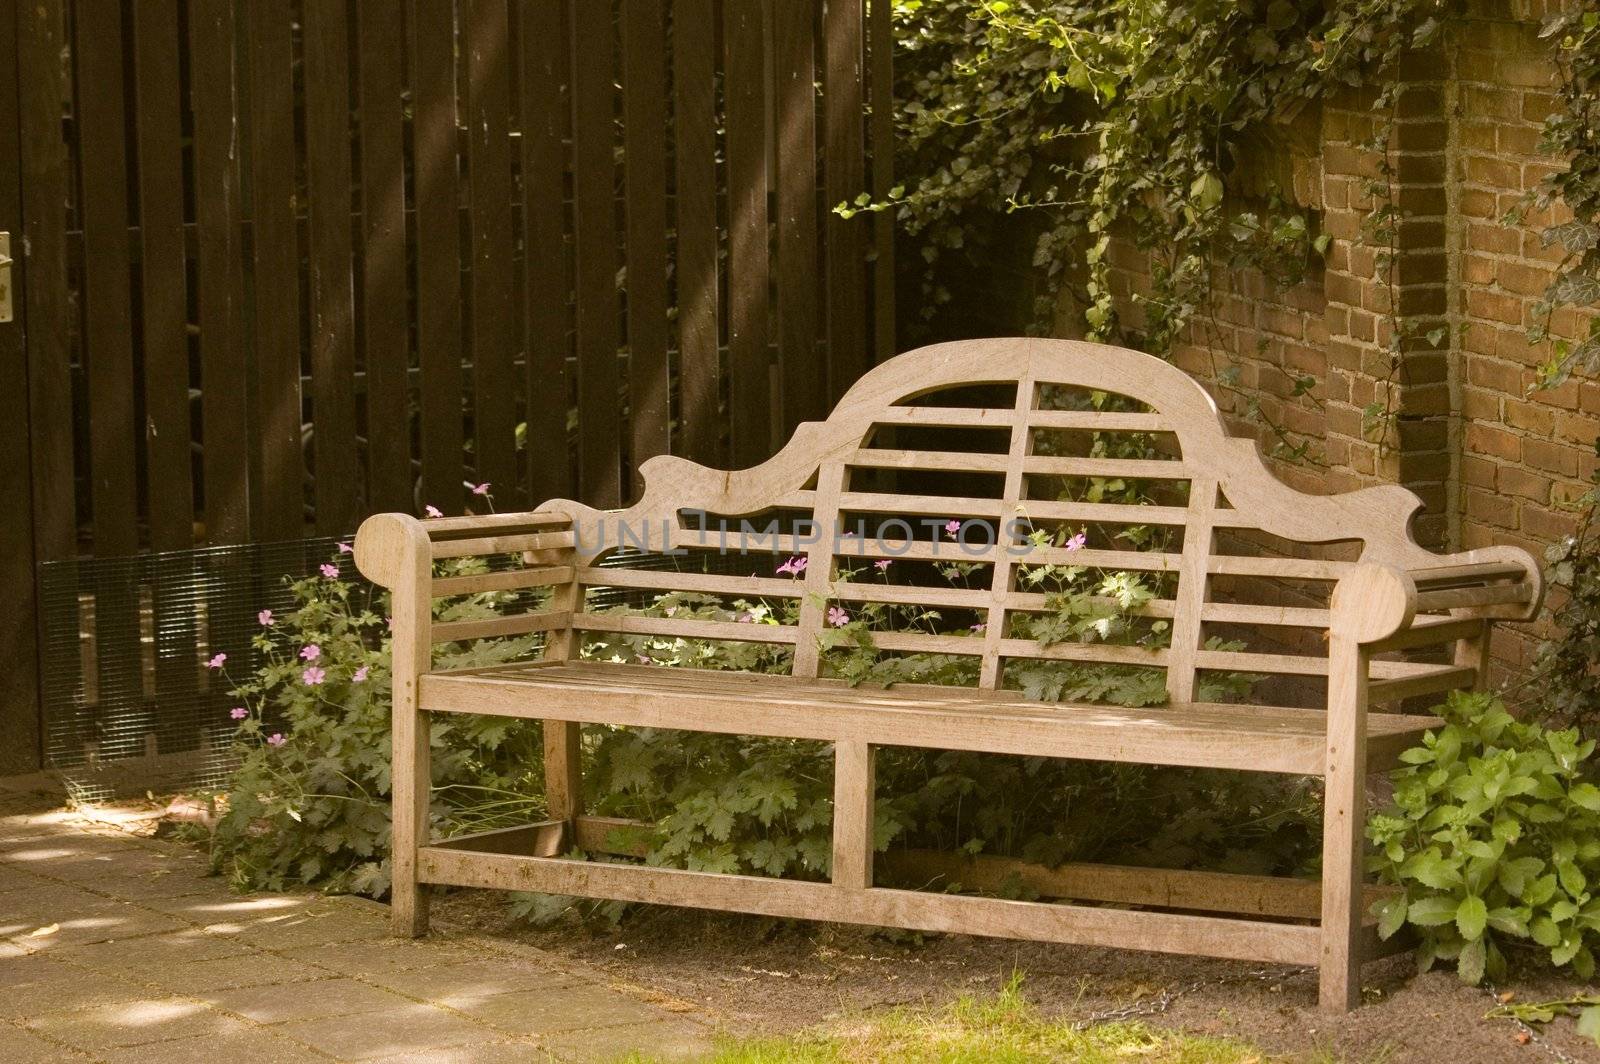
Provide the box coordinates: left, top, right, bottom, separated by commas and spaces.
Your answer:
536, 338, 1529, 701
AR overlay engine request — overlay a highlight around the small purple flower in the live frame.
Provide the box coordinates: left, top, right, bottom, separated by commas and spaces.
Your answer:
874, 559, 891, 571
258, 609, 275, 626
944, 519, 961, 539
337, 541, 354, 555
266, 733, 286, 747
320, 563, 339, 579
1065, 531, 1087, 551
827, 606, 850, 627
735, 611, 754, 623
471, 482, 491, 496
352, 665, 369, 683
229, 706, 248, 720
425, 504, 444, 518
776, 555, 809, 577
663, 606, 677, 617
970, 622, 987, 633
636, 654, 653, 665
299, 644, 321, 662
206, 653, 227, 669
302, 666, 326, 686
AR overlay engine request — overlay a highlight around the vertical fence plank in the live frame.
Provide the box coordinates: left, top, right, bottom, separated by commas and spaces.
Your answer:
410, 0, 466, 515
131, 4, 193, 552
723, 0, 771, 467
358, 0, 413, 514
75, 0, 139, 557
465, 0, 518, 504
304, 0, 359, 535
672, 0, 719, 466
570, 0, 621, 507
18, 0, 75, 563
190, 0, 249, 545
247, 0, 304, 542
869, 0, 895, 364
1, 0, 42, 771
774, 1, 822, 432
823, 0, 867, 402
520, 0, 571, 505
131, 1, 201, 763
622, 0, 669, 495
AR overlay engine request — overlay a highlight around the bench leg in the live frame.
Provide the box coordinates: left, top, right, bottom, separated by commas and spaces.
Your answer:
832, 741, 875, 890
392, 703, 430, 937
1319, 636, 1369, 1011
544, 719, 583, 825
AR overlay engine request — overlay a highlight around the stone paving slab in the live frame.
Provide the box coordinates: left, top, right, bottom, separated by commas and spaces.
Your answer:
0, 779, 717, 1062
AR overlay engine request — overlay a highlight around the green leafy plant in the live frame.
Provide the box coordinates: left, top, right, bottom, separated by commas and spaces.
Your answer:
1367, 691, 1600, 1002
205, 551, 548, 895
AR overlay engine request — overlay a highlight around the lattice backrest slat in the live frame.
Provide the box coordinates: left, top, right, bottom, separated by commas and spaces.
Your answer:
536, 339, 1537, 700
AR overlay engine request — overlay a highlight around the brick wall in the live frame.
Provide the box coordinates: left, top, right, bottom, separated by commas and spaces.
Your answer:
1065, 1, 1598, 688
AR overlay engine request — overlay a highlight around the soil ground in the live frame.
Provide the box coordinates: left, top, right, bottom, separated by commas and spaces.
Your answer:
434, 890, 1600, 1064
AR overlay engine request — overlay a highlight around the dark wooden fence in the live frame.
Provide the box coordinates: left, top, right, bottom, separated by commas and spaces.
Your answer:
1, 0, 894, 772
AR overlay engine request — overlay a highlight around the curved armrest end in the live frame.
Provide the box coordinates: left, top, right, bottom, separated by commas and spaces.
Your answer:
1331, 563, 1418, 645
355, 513, 431, 590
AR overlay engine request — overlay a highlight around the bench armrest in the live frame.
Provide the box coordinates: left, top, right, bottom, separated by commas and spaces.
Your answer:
354, 510, 580, 662
1329, 547, 1543, 652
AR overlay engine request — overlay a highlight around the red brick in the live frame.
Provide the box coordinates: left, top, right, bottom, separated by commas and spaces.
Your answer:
1497, 465, 1551, 503
1467, 422, 1521, 461
1524, 437, 1581, 476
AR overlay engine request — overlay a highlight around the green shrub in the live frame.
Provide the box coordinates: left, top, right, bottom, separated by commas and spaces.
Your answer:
1368, 691, 1600, 992
206, 554, 547, 895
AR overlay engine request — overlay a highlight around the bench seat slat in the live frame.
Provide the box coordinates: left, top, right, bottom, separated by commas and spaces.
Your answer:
418, 661, 1438, 775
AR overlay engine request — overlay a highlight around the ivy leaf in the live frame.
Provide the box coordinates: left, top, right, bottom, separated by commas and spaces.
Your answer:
1374, 895, 1407, 940
1568, 782, 1600, 812
1406, 895, 1460, 927
1456, 895, 1488, 941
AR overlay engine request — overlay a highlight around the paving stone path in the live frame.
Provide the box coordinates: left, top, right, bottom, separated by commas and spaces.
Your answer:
0, 781, 715, 1063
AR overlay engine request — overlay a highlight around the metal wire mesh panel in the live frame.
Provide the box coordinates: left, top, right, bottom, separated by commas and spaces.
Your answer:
35, 537, 730, 800
38, 538, 346, 801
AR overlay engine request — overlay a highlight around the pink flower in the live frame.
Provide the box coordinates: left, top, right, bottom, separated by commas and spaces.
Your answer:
944, 519, 961, 539
776, 555, 809, 577
338, 541, 354, 555
385, 616, 394, 631
425, 505, 444, 518
827, 606, 850, 627
258, 609, 275, 626
299, 644, 321, 661
874, 559, 891, 571
302, 666, 326, 686
735, 611, 754, 623
229, 706, 248, 720
320, 563, 339, 579
970, 622, 987, 633
266, 733, 286, 747
1065, 531, 1087, 551
352, 665, 369, 683
471, 482, 491, 496
637, 655, 653, 665
206, 653, 227, 669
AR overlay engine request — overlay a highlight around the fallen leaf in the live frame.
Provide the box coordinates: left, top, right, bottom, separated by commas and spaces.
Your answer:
29, 923, 59, 938
1515, 1032, 1531, 1045
1498, 990, 1516, 1004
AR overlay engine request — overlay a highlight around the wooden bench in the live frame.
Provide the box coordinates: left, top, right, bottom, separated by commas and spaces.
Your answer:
355, 338, 1542, 1012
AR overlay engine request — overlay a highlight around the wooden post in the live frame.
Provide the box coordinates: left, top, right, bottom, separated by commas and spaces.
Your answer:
355, 515, 434, 936
541, 573, 584, 824
1320, 564, 1413, 1012
1319, 629, 1368, 1012
832, 740, 874, 890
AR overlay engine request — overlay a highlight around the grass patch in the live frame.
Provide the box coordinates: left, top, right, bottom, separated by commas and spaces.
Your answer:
629, 976, 1274, 1063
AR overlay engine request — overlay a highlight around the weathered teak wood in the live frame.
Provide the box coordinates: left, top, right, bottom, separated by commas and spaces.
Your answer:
356, 338, 1543, 1013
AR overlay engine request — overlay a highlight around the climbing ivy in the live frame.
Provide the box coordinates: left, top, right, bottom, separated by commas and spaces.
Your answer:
860, 0, 1449, 456
1521, 3, 1600, 732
